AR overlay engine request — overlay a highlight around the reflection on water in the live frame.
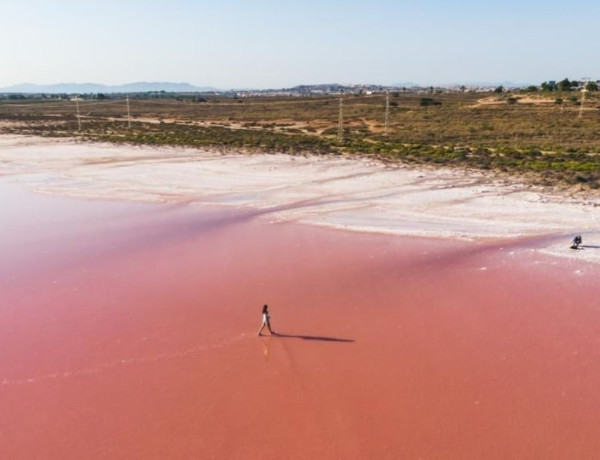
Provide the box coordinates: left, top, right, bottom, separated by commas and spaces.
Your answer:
260, 336, 271, 362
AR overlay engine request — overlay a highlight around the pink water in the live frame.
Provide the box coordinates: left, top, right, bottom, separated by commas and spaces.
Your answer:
2, 181, 600, 459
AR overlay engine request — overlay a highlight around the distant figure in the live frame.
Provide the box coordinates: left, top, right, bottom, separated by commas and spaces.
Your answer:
258, 304, 275, 336
571, 235, 582, 250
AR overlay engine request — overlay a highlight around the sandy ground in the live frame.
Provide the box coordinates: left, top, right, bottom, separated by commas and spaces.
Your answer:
1, 134, 599, 263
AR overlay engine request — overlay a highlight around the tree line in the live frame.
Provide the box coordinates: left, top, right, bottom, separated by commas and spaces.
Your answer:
536, 78, 599, 92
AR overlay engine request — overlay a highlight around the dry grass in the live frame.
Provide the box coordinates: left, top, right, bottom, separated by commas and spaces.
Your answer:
2, 91, 600, 190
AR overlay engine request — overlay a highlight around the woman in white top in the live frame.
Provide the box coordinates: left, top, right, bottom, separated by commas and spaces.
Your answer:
258, 304, 275, 336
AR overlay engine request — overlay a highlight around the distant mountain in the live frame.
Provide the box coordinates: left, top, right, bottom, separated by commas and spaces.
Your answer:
0, 82, 218, 94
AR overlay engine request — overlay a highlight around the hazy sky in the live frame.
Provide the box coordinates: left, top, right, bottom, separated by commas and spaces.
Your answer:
1, 0, 598, 88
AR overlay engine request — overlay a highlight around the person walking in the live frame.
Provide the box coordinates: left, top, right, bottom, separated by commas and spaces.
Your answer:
258, 304, 275, 336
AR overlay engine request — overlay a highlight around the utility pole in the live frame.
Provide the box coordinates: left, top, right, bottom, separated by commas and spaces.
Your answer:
126, 96, 132, 129
74, 98, 82, 131
384, 90, 390, 135
579, 77, 590, 119
338, 90, 344, 142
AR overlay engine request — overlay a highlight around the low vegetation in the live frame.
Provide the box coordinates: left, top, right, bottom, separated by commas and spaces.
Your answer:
1, 90, 600, 191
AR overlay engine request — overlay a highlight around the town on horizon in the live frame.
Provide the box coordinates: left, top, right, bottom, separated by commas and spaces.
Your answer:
1, 78, 598, 98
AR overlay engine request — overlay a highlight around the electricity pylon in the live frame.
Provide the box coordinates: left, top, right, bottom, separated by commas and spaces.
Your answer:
338, 90, 344, 142
126, 96, 132, 129
384, 90, 390, 135
579, 77, 590, 119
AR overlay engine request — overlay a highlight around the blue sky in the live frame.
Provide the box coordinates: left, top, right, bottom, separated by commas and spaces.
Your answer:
1, 0, 598, 88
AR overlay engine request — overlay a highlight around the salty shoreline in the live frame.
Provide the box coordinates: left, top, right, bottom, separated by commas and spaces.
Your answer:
2, 134, 599, 263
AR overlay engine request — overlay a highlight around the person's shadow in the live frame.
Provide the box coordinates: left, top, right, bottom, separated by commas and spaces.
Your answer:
271, 332, 354, 343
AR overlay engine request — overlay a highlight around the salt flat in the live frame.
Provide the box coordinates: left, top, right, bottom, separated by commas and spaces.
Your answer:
2, 134, 599, 262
